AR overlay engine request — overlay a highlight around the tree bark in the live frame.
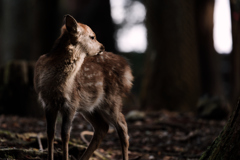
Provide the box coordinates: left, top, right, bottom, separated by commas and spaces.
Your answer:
141, 0, 201, 110
0, 60, 43, 117
31, 0, 60, 60
230, 0, 240, 107
199, 99, 240, 159
0, 0, 60, 63
1, 0, 32, 64
196, 0, 224, 97
0, 0, 2, 65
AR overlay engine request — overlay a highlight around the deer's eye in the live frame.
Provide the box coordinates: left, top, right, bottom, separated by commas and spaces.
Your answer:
90, 36, 95, 40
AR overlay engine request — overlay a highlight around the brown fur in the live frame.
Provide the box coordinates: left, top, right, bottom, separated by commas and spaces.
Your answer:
34, 15, 133, 160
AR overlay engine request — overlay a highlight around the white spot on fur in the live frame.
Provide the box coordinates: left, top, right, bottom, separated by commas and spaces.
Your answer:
95, 82, 103, 86
84, 82, 94, 86
92, 72, 100, 76
84, 67, 89, 71
87, 74, 93, 78
100, 55, 104, 61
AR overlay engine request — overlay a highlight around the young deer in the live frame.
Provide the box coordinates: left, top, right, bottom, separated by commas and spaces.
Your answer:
34, 15, 133, 160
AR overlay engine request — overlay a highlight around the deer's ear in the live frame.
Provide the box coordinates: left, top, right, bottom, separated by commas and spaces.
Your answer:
65, 14, 79, 34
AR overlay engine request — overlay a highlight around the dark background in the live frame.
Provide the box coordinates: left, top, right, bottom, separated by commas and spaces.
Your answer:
0, 0, 239, 119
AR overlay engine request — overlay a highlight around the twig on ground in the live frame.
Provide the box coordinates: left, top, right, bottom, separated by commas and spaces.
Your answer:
80, 130, 94, 145
37, 133, 43, 151
69, 141, 110, 160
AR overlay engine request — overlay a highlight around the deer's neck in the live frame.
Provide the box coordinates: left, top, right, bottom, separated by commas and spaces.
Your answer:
62, 50, 86, 83
62, 51, 86, 101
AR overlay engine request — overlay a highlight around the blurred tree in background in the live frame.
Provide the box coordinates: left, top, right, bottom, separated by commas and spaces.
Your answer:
230, 0, 240, 106
0, 0, 61, 63
140, 0, 235, 116
2, 0, 33, 62
196, 0, 224, 97
141, 0, 201, 111
32, 0, 60, 60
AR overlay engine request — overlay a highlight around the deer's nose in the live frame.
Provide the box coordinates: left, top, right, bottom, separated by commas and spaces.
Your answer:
100, 45, 105, 51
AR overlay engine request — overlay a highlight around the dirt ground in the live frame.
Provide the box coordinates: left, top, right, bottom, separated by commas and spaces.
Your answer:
0, 110, 226, 160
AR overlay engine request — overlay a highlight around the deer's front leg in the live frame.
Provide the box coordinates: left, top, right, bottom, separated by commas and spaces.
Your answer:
61, 109, 76, 160
45, 108, 58, 160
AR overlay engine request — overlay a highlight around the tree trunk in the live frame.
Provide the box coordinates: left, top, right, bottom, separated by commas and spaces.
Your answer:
1, 0, 32, 64
0, 0, 59, 117
31, 0, 60, 60
0, 0, 2, 65
0, 0, 60, 63
0, 60, 43, 117
199, 99, 240, 159
141, 0, 201, 110
196, 0, 224, 97
230, 0, 240, 107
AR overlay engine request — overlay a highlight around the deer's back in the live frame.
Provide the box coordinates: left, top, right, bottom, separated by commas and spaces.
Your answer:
75, 52, 133, 111
84, 52, 132, 94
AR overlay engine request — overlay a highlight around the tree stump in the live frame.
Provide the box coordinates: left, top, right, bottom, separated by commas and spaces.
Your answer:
0, 60, 43, 117
200, 99, 240, 160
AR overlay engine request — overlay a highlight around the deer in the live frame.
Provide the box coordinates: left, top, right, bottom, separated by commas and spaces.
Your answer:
34, 14, 133, 160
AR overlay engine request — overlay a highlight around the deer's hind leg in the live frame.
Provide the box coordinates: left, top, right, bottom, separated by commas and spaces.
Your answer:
116, 113, 129, 160
101, 105, 129, 160
80, 111, 109, 160
111, 112, 129, 160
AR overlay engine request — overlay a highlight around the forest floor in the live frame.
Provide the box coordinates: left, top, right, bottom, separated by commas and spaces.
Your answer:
0, 110, 226, 160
